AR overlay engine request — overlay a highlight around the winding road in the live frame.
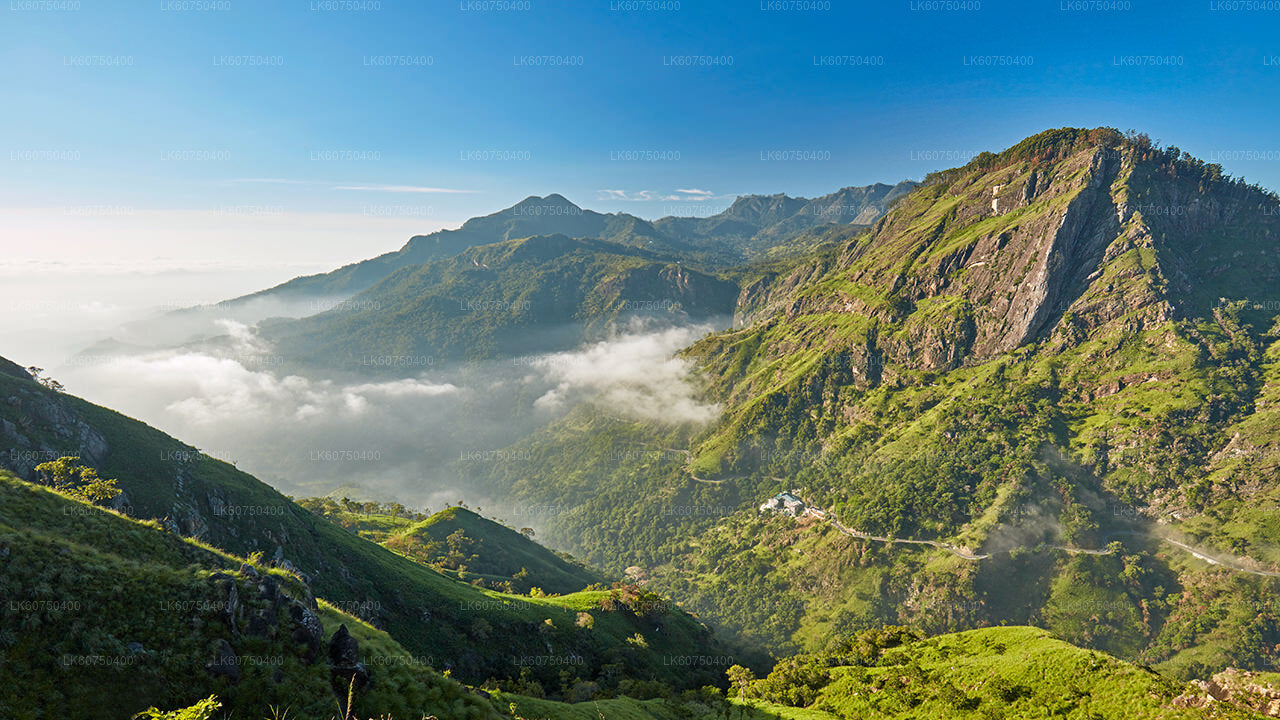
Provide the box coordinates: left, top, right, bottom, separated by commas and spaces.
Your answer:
622, 440, 1280, 578
809, 503, 1280, 577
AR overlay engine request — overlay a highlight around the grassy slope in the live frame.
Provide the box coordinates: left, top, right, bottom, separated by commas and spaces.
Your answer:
0, 369, 729, 698
293, 503, 606, 595
0, 469, 752, 720
0, 471, 501, 720
739, 627, 1264, 720
381, 506, 608, 595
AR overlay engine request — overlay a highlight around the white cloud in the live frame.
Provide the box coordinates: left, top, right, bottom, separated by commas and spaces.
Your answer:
530, 323, 720, 424
52, 317, 723, 506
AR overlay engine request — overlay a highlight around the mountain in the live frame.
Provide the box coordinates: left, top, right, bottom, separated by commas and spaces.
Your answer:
204, 184, 913, 321
218, 194, 661, 306
258, 233, 739, 372
464, 128, 1280, 677
653, 182, 918, 261
0, 358, 732, 700
747, 183, 918, 256
247, 182, 913, 375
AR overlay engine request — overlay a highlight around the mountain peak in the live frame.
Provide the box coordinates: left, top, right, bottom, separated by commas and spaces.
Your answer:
510, 193, 581, 211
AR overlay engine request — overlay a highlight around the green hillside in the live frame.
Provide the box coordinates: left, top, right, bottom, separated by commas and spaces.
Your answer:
0, 470, 503, 720
385, 507, 607, 595
2, 470, 1262, 720
0, 363, 732, 699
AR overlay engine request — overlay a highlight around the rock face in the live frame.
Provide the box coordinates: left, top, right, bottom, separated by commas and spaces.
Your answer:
721, 137, 1276, 380
1174, 669, 1280, 716
290, 603, 325, 663
197, 568, 326, 669
0, 383, 110, 478
211, 573, 240, 636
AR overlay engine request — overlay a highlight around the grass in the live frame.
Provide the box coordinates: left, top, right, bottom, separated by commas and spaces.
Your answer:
0, 470, 745, 720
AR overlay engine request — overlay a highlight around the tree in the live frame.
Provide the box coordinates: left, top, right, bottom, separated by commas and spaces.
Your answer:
34, 456, 121, 505
25, 366, 64, 392
519, 527, 535, 539
725, 665, 755, 700
444, 529, 477, 570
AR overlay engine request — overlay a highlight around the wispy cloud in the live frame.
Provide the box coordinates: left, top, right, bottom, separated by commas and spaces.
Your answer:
597, 188, 724, 202
334, 184, 475, 194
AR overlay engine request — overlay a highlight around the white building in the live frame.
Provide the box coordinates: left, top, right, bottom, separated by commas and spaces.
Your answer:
759, 492, 806, 516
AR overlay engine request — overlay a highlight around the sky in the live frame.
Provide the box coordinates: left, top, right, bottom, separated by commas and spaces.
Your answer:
1, 0, 1277, 503
2, 0, 1278, 336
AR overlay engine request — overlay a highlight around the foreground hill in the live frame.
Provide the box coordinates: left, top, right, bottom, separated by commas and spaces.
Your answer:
466, 128, 1280, 677
0, 470, 503, 720
0, 360, 730, 698
734, 626, 1269, 719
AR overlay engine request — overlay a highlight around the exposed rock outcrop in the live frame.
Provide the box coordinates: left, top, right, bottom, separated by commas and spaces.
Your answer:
328, 623, 371, 690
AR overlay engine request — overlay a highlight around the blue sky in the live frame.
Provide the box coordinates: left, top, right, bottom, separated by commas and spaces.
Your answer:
3, 0, 1279, 271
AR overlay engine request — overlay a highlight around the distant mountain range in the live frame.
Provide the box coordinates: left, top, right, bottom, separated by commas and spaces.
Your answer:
218, 182, 916, 309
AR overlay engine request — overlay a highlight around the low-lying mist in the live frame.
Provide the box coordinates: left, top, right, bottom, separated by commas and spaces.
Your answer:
54, 315, 724, 514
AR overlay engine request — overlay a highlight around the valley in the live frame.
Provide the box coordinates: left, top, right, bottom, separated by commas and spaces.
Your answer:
5, 128, 1280, 719
9, 2, 1280, 716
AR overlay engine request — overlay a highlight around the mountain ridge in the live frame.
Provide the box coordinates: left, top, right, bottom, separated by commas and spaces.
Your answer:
211, 182, 915, 315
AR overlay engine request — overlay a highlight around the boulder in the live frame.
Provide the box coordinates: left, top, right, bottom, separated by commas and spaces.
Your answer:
205, 639, 241, 683
328, 624, 371, 690
289, 603, 324, 663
